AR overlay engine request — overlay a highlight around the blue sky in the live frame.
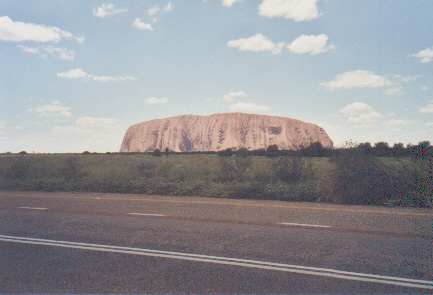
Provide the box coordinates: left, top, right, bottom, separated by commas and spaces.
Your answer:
1, 0, 433, 153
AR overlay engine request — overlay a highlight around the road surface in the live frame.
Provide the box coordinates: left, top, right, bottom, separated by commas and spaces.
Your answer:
0, 191, 432, 294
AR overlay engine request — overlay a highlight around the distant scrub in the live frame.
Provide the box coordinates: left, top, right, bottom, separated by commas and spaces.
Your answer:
0, 141, 432, 208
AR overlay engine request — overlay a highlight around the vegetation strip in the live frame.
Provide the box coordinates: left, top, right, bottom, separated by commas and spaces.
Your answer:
1, 148, 431, 209
6, 194, 432, 217
0, 235, 432, 290
18, 207, 48, 210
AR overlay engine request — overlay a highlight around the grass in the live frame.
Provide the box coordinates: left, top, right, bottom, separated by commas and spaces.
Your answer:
0, 153, 431, 207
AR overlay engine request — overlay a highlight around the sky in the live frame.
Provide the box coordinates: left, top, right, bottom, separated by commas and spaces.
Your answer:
1, 0, 433, 153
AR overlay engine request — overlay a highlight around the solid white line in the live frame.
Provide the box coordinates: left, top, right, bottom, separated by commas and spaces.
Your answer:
19, 207, 49, 210
128, 213, 165, 217
0, 235, 432, 289
278, 222, 331, 228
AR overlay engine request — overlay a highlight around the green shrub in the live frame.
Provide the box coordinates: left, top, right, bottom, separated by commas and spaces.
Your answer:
320, 151, 393, 205
218, 148, 233, 157
273, 156, 310, 183
137, 159, 158, 176
6, 160, 30, 180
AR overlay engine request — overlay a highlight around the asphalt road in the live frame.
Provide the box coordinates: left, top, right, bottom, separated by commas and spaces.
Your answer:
0, 191, 432, 294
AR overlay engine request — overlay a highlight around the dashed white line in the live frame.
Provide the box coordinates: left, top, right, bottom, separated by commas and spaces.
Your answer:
19, 207, 49, 210
128, 213, 165, 217
278, 222, 331, 228
0, 234, 432, 290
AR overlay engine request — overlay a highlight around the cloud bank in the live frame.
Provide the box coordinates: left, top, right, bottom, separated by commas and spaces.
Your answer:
18, 45, 76, 61
56, 68, 135, 82
0, 16, 83, 43
227, 34, 284, 54
321, 70, 393, 90
230, 102, 272, 112
287, 34, 335, 55
339, 102, 382, 123
93, 3, 128, 18
145, 97, 168, 104
132, 19, 154, 31
410, 47, 433, 63
259, 0, 320, 22
30, 101, 72, 118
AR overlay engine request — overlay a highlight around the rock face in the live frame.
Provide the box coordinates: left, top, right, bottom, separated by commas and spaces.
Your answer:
120, 113, 333, 152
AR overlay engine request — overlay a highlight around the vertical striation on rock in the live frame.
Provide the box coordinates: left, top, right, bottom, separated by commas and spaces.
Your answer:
119, 113, 333, 152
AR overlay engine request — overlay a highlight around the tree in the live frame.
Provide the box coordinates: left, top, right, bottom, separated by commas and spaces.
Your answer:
410, 141, 431, 159
391, 143, 405, 157
153, 149, 162, 157
266, 144, 279, 157
357, 142, 372, 155
235, 148, 249, 158
165, 147, 170, 157
218, 148, 233, 157
374, 142, 390, 157
302, 142, 328, 157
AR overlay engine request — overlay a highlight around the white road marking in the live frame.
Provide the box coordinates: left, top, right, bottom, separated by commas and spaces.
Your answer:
19, 207, 49, 210
0, 235, 432, 290
128, 213, 165, 217
278, 222, 331, 228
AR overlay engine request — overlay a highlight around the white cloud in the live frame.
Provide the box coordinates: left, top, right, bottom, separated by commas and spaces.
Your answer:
132, 19, 154, 31
52, 117, 118, 137
320, 70, 393, 90
222, 0, 241, 7
90, 75, 136, 82
57, 69, 135, 82
387, 119, 417, 126
145, 97, 168, 104
338, 102, 373, 116
163, 2, 174, 12
339, 102, 382, 123
419, 101, 433, 114
32, 102, 72, 117
258, 0, 320, 22
57, 68, 88, 79
223, 91, 246, 102
0, 16, 83, 43
421, 86, 429, 91
409, 47, 433, 63
93, 3, 128, 18
0, 121, 6, 129
353, 124, 371, 129
227, 34, 285, 55
15, 126, 24, 130
230, 102, 272, 112
427, 122, 433, 126
17, 45, 39, 54
18, 45, 76, 61
75, 117, 118, 128
51, 125, 91, 135
287, 34, 335, 55
347, 112, 383, 123
45, 46, 76, 61
148, 6, 161, 17
400, 75, 420, 82
383, 87, 405, 96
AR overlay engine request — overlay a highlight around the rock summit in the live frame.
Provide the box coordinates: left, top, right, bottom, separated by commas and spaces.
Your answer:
120, 113, 333, 152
